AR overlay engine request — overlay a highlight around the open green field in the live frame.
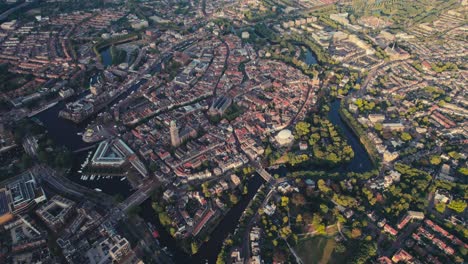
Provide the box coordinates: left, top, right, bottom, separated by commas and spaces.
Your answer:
295, 237, 346, 264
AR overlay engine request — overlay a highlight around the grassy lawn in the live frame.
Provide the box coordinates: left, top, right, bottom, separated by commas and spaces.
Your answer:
295, 236, 346, 264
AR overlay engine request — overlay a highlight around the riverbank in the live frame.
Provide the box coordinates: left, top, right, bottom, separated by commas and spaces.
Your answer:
269, 99, 375, 178
338, 100, 381, 167
33, 96, 134, 197
93, 33, 139, 62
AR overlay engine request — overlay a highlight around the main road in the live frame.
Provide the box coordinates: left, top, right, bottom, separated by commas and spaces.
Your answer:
35, 164, 161, 214
0, 1, 33, 21
118, 178, 160, 212
34, 165, 115, 208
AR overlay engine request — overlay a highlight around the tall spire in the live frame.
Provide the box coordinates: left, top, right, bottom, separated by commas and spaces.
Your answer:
170, 120, 180, 147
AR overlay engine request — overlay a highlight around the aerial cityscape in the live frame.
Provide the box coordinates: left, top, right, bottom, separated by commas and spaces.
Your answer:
0, 0, 466, 263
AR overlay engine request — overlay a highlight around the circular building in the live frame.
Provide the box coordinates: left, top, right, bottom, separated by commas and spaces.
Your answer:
275, 129, 294, 146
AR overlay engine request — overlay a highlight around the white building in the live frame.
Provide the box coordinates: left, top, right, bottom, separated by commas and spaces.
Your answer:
275, 129, 294, 146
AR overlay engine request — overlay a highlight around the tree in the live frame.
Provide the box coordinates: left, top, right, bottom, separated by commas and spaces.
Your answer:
229, 194, 239, 205
447, 199, 467, 213
242, 166, 253, 175
158, 212, 172, 226
191, 242, 199, 255
336, 213, 346, 223
281, 196, 289, 207
317, 179, 331, 194
265, 145, 272, 156
435, 203, 446, 213
353, 241, 377, 264
296, 214, 303, 224
152, 201, 165, 213
295, 121, 311, 137
374, 123, 383, 131
430, 156, 441, 165
448, 151, 462, 160
280, 226, 292, 238
216, 254, 225, 264
202, 182, 211, 198
400, 132, 412, 141
335, 243, 346, 253
291, 193, 306, 206
315, 224, 326, 235
351, 228, 362, 238
243, 185, 248, 195
169, 228, 176, 236
458, 167, 468, 176
311, 213, 326, 235
320, 204, 329, 214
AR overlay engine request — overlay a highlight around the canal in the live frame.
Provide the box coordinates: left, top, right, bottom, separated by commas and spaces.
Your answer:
270, 46, 374, 176
32, 46, 374, 263
267, 98, 374, 179
304, 48, 318, 66
100, 47, 112, 66
34, 51, 145, 196
301, 47, 372, 173
139, 174, 264, 264
34, 46, 114, 150
34, 100, 135, 196
328, 100, 373, 172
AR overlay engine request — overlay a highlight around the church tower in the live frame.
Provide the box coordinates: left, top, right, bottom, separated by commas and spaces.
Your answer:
170, 120, 180, 147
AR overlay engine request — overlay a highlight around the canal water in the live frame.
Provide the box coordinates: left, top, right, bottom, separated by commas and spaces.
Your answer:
328, 100, 373, 172
34, 101, 90, 150
34, 102, 134, 197
304, 48, 318, 65
101, 47, 112, 66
